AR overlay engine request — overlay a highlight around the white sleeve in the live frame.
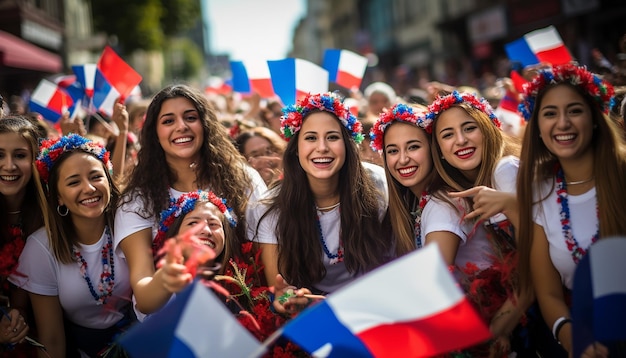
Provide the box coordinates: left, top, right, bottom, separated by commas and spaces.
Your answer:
244, 165, 268, 242
9, 228, 58, 296
421, 197, 469, 243
493, 156, 519, 194
250, 203, 279, 245
362, 161, 389, 220
114, 193, 154, 257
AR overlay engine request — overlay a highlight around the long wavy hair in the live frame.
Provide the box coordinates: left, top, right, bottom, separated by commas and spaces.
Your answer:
38, 150, 120, 264
381, 121, 436, 257
258, 110, 391, 288
120, 84, 251, 258
517, 83, 626, 294
0, 116, 43, 239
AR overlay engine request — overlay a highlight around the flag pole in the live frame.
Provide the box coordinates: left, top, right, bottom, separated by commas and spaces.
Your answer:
248, 327, 284, 358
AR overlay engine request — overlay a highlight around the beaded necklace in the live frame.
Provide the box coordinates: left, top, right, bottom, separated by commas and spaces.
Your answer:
315, 207, 343, 265
555, 167, 599, 264
410, 190, 430, 249
73, 226, 115, 305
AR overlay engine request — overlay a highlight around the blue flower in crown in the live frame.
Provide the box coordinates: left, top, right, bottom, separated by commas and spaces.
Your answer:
369, 103, 425, 152
420, 91, 501, 134
36, 134, 112, 183
519, 63, 615, 121
280, 92, 364, 144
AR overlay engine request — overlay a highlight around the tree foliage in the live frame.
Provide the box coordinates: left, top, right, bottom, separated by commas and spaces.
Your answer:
92, 0, 201, 51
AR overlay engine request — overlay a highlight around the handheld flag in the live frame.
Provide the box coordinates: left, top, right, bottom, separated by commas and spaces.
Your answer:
279, 244, 491, 357
323, 49, 368, 90
72, 64, 97, 98
118, 280, 263, 358
230, 60, 275, 98
205, 76, 233, 95
97, 46, 142, 100
505, 26, 572, 68
267, 58, 329, 106
572, 237, 626, 357
29, 79, 79, 122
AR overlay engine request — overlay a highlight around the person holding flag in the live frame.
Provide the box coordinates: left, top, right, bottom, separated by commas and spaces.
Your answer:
516, 63, 626, 357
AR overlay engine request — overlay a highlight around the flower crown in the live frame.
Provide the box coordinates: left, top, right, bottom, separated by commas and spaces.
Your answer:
280, 92, 364, 144
155, 190, 237, 246
518, 63, 615, 121
420, 91, 501, 134
36, 134, 112, 183
369, 103, 425, 152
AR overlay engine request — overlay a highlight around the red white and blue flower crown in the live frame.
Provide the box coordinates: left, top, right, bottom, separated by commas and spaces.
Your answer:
369, 103, 426, 152
280, 92, 364, 144
518, 63, 615, 121
36, 134, 112, 183
420, 91, 501, 134
155, 190, 237, 245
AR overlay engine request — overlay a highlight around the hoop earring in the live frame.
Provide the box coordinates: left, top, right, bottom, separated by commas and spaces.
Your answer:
57, 205, 69, 217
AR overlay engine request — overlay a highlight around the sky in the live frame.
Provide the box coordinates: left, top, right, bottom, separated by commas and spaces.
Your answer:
205, 0, 307, 61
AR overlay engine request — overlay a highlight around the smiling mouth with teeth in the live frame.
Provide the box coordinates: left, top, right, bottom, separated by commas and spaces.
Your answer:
198, 239, 216, 249
0, 175, 19, 181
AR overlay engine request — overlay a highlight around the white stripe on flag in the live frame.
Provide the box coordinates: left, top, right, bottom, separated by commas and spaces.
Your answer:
31, 80, 58, 106
295, 59, 329, 94
338, 50, 368, 78
329, 244, 464, 334
590, 238, 626, 298
524, 26, 563, 53
243, 60, 271, 80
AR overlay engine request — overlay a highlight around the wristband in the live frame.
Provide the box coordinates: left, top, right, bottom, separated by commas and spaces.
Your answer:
552, 316, 572, 344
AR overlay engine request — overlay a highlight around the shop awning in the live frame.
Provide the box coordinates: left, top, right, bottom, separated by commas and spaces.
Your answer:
0, 30, 62, 73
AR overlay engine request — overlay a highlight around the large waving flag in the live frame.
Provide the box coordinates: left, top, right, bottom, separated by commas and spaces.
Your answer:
97, 46, 142, 101
505, 26, 572, 67
267, 58, 329, 106
572, 237, 626, 357
29, 79, 81, 122
118, 280, 263, 358
279, 244, 491, 357
230, 60, 275, 98
323, 49, 368, 90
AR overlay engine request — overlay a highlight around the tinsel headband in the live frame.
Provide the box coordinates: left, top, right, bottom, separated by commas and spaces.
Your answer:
156, 190, 237, 246
420, 91, 501, 134
36, 134, 112, 183
280, 92, 364, 144
369, 103, 426, 152
518, 63, 615, 121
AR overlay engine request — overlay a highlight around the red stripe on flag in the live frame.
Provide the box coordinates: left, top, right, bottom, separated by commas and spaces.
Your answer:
510, 71, 527, 94
535, 46, 572, 66
357, 298, 491, 358
250, 78, 274, 98
49, 90, 72, 113
97, 46, 142, 99
336, 71, 363, 90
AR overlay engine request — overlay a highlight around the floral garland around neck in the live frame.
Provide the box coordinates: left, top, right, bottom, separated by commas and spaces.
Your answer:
73, 226, 115, 305
555, 167, 599, 264
411, 191, 430, 249
316, 211, 344, 265
0, 225, 26, 279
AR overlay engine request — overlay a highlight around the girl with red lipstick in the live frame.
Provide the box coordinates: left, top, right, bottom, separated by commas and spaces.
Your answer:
251, 92, 391, 315
369, 103, 435, 256
517, 64, 626, 357
11, 135, 133, 357
420, 91, 528, 356
0, 116, 42, 356
114, 84, 267, 319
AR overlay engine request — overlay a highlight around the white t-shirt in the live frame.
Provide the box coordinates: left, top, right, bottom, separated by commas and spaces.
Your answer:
114, 165, 267, 256
421, 156, 519, 272
533, 179, 597, 289
9, 227, 132, 329
250, 162, 388, 293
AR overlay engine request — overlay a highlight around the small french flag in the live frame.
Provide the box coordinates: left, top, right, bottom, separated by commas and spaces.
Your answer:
93, 69, 121, 116
72, 64, 97, 98
323, 49, 368, 90
230, 60, 275, 98
29, 79, 78, 122
267, 58, 329, 106
97, 46, 142, 100
505, 26, 572, 68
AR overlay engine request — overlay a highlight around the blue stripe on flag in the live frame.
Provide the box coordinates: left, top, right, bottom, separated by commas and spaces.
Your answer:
322, 49, 341, 82
594, 293, 626, 341
168, 337, 196, 357
230, 61, 251, 93
505, 38, 539, 67
28, 102, 62, 123
281, 300, 373, 358
268, 59, 297, 106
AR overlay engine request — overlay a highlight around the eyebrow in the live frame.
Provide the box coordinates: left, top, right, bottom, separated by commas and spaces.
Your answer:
63, 169, 103, 182
159, 109, 198, 120
438, 120, 474, 135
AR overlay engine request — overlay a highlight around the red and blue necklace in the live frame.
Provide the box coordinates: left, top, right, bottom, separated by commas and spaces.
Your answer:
316, 207, 343, 265
73, 226, 115, 305
411, 190, 430, 249
555, 167, 599, 264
